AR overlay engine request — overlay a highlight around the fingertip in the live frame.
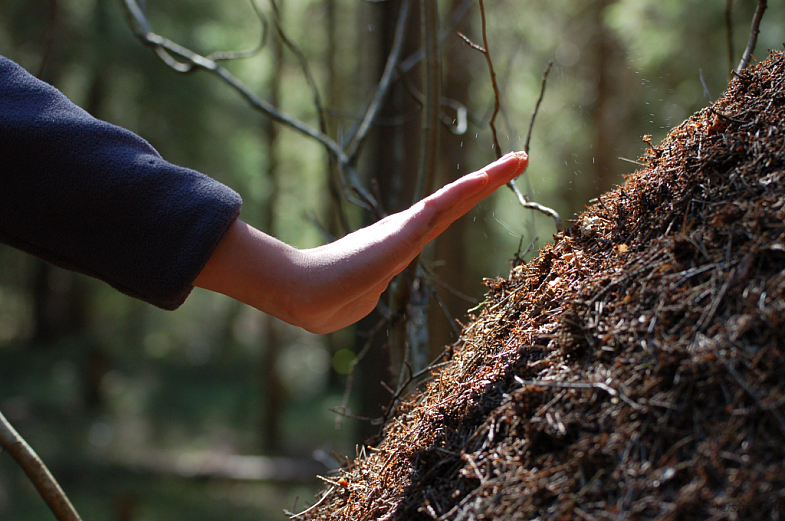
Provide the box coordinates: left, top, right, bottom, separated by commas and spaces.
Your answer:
512, 150, 528, 175
486, 150, 528, 181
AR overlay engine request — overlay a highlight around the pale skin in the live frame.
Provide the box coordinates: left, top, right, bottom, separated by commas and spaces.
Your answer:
194, 151, 528, 334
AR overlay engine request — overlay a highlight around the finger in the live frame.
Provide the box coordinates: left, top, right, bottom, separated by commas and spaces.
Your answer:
411, 151, 528, 239
319, 151, 529, 310
425, 151, 527, 216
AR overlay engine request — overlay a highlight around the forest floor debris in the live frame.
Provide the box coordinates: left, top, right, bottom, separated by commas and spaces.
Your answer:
298, 50, 785, 520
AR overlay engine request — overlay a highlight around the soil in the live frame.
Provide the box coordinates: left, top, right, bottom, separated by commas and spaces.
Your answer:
297, 50, 785, 521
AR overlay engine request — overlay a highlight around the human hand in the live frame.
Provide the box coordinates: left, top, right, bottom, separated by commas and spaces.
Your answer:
194, 151, 528, 333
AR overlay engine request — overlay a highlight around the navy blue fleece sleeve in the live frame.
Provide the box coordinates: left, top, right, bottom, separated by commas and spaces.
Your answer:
0, 56, 243, 310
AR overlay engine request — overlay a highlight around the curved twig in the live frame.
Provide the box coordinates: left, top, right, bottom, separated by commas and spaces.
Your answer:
285, 485, 336, 519
120, 0, 385, 213
120, 0, 348, 164
477, 0, 502, 160
0, 410, 83, 521
464, 1, 562, 232
508, 181, 563, 232
524, 60, 553, 154
268, 0, 328, 135
209, 1, 269, 62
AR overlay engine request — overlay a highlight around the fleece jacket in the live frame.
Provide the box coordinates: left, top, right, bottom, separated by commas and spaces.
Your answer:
0, 56, 243, 310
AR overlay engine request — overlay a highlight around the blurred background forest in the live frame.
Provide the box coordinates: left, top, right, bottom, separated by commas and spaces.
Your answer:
0, 0, 782, 519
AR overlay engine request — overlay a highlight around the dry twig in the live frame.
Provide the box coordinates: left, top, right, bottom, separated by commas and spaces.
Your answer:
0, 410, 83, 521
120, 0, 384, 212
461, 2, 562, 232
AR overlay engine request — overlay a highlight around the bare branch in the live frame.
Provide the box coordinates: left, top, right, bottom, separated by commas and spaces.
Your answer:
285, 485, 336, 519
120, 0, 348, 164
334, 161, 382, 215
209, 1, 269, 62
345, 0, 411, 162
456, 32, 485, 53
524, 60, 553, 154
737, 0, 767, 72
468, 0, 562, 232
121, 0, 384, 214
268, 0, 328, 135
508, 180, 563, 232
477, 0, 502, 160
0, 410, 83, 521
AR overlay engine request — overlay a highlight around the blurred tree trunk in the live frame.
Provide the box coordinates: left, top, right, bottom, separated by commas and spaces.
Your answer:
356, 0, 421, 444
25, 0, 117, 420
428, 0, 472, 358
258, 5, 286, 455
583, 0, 624, 202
31, 263, 88, 345
30, 0, 91, 347
323, 0, 350, 390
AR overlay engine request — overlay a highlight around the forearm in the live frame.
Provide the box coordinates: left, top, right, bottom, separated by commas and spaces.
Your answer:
193, 219, 310, 327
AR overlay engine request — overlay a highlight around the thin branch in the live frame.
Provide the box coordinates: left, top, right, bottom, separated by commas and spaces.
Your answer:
285, 485, 336, 519
334, 314, 391, 430
335, 161, 382, 215
508, 181, 563, 231
209, 1, 269, 62
477, 0, 502, 160
464, 3, 562, 232
268, 0, 328, 135
457, 32, 484, 53
121, 0, 382, 213
737, 0, 767, 72
524, 60, 553, 154
0, 410, 83, 521
120, 0, 348, 164
345, 0, 472, 152
378, 351, 452, 433
345, 0, 411, 161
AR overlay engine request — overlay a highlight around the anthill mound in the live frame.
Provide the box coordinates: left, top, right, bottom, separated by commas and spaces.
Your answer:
298, 51, 785, 521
